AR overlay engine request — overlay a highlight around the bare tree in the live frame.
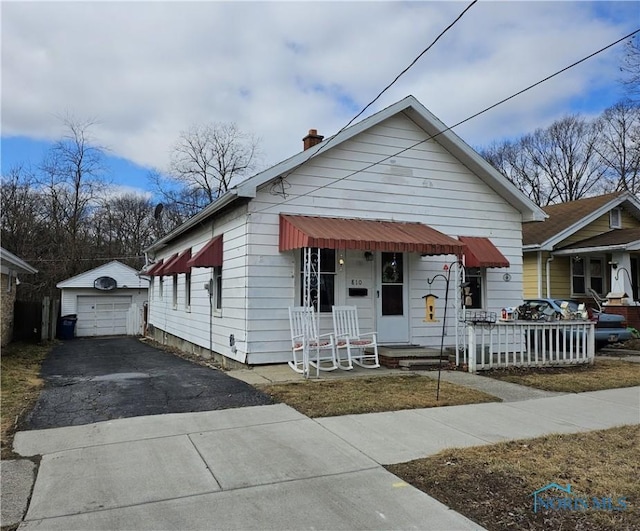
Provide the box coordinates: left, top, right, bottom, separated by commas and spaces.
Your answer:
595, 100, 640, 193
91, 193, 155, 268
1, 165, 55, 298
481, 140, 552, 206
483, 113, 615, 206
525, 115, 610, 202
151, 122, 261, 221
28, 117, 110, 289
621, 35, 640, 97
0, 166, 42, 257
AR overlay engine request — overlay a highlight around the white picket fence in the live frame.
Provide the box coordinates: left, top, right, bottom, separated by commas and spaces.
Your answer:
459, 320, 596, 372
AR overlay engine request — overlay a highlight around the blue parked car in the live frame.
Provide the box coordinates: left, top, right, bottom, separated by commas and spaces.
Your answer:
521, 299, 633, 345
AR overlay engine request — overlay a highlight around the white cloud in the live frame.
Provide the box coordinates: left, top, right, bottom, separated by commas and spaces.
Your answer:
1, 1, 635, 181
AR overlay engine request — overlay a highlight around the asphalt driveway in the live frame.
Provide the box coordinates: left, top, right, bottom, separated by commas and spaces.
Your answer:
24, 337, 272, 430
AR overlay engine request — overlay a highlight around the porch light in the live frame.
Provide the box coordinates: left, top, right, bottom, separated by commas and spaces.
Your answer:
364, 251, 374, 262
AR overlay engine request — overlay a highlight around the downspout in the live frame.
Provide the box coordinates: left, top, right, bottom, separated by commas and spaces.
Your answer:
546, 254, 554, 299
209, 222, 214, 363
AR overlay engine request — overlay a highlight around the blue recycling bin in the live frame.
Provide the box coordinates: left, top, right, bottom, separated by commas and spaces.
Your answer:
58, 314, 77, 340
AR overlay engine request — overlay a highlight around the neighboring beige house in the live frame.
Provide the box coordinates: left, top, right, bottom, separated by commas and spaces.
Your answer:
522, 192, 640, 326
0, 247, 38, 346
143, 95, 544, 367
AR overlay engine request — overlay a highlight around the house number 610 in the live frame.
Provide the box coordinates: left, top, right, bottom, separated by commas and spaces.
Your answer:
351, 279, 363, 286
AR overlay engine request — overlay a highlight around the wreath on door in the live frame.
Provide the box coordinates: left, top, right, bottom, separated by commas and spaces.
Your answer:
382, 261, 400, 283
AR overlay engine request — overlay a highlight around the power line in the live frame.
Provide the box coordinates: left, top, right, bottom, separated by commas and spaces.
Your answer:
275, 0, 478, 185
311, 0, 478, 160
253, 28, 640, 216
23, 255, 145, 263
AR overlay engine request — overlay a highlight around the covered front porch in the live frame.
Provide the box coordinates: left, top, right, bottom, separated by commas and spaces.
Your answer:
278, 213, 528, 372
550, 228, 640, 329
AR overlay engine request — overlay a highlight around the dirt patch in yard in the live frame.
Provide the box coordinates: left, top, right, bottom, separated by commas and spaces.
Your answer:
484, 358, 640, 393
387, 425, 639, 531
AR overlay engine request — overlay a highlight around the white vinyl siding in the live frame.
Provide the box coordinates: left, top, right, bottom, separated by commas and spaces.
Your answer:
148, 113, 526, 365
147, 206, 248, 363
242, 114, 524, 363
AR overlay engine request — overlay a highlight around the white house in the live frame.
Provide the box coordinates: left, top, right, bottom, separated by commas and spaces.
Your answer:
143, 95, 545, 367
57, 261, 149, 337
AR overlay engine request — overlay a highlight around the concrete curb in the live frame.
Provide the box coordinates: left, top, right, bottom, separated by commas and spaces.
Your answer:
0, 459, 36, 528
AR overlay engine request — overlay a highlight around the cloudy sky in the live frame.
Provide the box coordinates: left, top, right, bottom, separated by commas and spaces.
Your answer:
1, 1, 637, 196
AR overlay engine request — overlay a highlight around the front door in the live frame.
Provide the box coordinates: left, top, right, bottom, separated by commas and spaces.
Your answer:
376, 252, 409, 343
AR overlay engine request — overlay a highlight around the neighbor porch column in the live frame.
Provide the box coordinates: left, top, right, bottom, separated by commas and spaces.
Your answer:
610, 252, 634, 302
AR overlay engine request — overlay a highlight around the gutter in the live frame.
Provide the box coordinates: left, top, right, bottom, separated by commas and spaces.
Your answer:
144, 191, 240, 255
552, 244, 629, 256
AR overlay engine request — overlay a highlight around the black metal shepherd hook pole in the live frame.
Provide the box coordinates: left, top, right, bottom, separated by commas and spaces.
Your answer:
426, 261, 459, 401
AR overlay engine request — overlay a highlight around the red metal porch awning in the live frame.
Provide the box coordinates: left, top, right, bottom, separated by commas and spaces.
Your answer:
146, 259, 165, 276
279, 214, 465, 255
155, 253, 178, 276
459, 236, 509, 268
163, 248, 192, 275
187, 236, 223, 268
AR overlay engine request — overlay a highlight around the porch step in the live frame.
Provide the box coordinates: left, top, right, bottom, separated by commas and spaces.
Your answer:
373, 346, 449, 369
398, 358, 445, 370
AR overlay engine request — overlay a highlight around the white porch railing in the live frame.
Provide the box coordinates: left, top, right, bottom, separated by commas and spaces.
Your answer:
463, 320, 595, 373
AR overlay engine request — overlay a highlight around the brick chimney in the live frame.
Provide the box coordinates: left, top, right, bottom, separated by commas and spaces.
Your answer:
302, 129, 324, 150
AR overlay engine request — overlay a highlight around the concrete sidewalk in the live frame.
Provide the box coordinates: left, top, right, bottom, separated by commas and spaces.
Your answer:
10, 386, 640, 530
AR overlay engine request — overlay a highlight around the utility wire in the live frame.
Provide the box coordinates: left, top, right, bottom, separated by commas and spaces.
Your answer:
273, 0, 478, 188
23, 255, 145, 263
253, 28, 640, 216
310, 0, 478, 160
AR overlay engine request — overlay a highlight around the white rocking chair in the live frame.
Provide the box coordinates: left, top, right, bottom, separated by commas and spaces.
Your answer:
332, 305, 380, 370
288, 306, 338, 376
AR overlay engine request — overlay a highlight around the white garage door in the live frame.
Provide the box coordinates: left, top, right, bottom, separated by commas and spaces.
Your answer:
76, 295, 133, 337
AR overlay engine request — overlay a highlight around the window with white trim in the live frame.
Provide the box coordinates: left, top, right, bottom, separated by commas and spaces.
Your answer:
610, 208, 622, 229
464, 267, 484, 309
572, 257, 605, 296
209, 266, 222, 317
299, 248, 336, 312
172, 274, 178, 309
184, 272, 191, 310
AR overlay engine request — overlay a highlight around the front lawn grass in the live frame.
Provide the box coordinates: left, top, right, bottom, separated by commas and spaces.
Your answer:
387, 425, 639, 531
485, 358, 640, 392
1, 341, 51, 459
258, 375, 499, 417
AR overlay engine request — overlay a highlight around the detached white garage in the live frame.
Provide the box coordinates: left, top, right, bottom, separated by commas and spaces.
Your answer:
57, 261, 149, 337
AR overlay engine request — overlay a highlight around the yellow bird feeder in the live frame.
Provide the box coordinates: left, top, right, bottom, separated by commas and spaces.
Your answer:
422, 293, 439, 322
